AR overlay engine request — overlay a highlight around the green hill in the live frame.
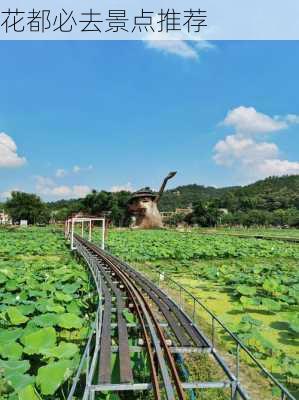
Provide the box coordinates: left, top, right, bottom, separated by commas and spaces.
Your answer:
159, 184, 236, 211
159, 175, 299, 212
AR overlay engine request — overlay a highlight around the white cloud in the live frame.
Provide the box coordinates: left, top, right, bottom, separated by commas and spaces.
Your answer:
0, 188, 19, 199
194, 41, 216, 50
0, 132, 26, 168
213, 135, 278, 166
44, 185, 72, 197
146, 39, 198, 59
255, 159, 299, 178
73, 165, 93, 173
0, 191, 10, 199
72, 185, 91, 197
144, 25, 214, 60
41, 184, 91, 198
36, 176, 91, 199
110, 182, 134, 193
73, 165, 80, 173
54, 165, 93, 177
280, 114, 299, 125
145, 39, 216, 60
213, 106, 299, 181
36, 176, 55, 187
55, 168, 67, 178
222, 106, 288, 134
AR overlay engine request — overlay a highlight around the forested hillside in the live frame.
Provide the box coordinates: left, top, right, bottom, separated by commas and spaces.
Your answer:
160, 175, 299, 212
158, 184, 237, 211
3, 175, 299, 227
161, 176, 299, 227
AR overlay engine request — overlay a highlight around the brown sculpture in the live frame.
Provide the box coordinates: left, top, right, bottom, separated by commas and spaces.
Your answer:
128, 172, 177, 229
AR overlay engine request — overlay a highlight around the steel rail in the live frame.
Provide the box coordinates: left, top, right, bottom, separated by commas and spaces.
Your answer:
93, 245, 177, 400
71, 236, 162, 399
75, 234, 186, 400
121, 273, 162, 400
106, 256, 186, 400
95, 251, 161, 399
75, 235, 168, 398
101, 249, 209, 349
139, 280, 187, 400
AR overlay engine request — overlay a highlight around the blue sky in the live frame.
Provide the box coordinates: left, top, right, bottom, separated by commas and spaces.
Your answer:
0, 40, 299, 200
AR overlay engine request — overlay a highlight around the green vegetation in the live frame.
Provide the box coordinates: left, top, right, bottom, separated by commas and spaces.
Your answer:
48, 190, 131, 225
0, 227, 95, 399
3, 175, 299, 227
160, 175, 299, 213
44, 174, 299, 227
105, 229, 299, 395
5, 192, 50, 225
106, 229, 299, 262
162, 175, 299, 227
197, 227, 299, 239
1, 221, 298, 398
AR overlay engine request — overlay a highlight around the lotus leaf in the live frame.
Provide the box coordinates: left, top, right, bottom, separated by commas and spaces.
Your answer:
32, 313, 58, 327
5, 280, 18, 292
20, 322, 40, 341
7, 307, 29, 325
55, 292, 73, 302
0, 342, 23, 360
6, 373, 35, 392
240, 296, 259, 309
286, 313, 299, 333
236, 285, 256, 296
262, 278, 281, 294
0, 359, 30, 377
22, 327, 56, 355
57, 313, 83, 329
18, 304, 36, 316
18, 385, 41, 400
46, 303, 65, 313
0, 328, 22, 345
62, 282, 81, 294
43, 341, 79, 359
36, 360, 73, 395
66, 301, 81, 315
261, 298, 281, 311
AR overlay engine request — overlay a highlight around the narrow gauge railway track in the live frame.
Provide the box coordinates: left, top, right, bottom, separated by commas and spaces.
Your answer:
72, 233, 248, 400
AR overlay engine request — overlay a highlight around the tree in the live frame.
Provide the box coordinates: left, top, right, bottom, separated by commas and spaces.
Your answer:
6, 191, 50, 224
81, 190, 131, 227
82, 190, 113, 215
165, 213, 186, 227
186, 200, 222, 227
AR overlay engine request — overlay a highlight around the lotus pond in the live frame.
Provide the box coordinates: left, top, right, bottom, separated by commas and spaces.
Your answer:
1, 226, 298, 398
0, 227, 96, 399
105, 229, 299, 396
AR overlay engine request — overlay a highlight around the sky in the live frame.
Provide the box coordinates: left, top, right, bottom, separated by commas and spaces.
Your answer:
0, 40, 299, 200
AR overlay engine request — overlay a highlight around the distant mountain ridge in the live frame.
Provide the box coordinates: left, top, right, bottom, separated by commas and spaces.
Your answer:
159, 175, 299, 211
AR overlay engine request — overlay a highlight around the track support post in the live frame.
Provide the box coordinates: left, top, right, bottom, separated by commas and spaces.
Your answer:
212, 316, 215, 348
